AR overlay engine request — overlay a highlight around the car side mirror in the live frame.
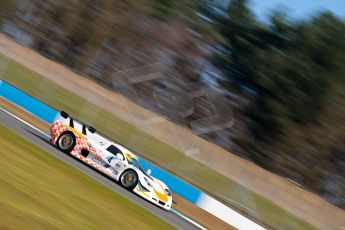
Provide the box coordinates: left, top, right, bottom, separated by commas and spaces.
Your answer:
146, 169, 151, 175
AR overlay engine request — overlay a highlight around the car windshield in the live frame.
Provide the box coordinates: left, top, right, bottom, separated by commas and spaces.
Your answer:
128, 158, 145, 173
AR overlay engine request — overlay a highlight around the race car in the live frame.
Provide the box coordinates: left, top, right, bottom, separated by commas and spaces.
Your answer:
50, 111, 173, 210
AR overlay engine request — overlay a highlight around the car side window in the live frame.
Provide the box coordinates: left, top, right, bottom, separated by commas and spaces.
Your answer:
106, 145, 124, 160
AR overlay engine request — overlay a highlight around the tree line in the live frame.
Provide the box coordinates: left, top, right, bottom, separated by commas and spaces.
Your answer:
215, 0, 345, 207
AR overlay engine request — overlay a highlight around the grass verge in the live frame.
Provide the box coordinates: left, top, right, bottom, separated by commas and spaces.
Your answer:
0, 124, 175, 230
0, 55, 317, 230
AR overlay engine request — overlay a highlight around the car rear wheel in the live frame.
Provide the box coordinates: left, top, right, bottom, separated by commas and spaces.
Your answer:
56, 131, 76, 153
120, 170, 138, 190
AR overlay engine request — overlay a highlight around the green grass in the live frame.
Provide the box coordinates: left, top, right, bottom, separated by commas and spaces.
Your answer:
0, 124, 175, 230
0, 55, 318, 230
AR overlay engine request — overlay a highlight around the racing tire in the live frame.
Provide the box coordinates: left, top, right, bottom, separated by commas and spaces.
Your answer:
119, 170, 138, 191
56, 131, 76, 153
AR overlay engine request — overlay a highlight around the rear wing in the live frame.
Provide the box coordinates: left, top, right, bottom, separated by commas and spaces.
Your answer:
59, 111, 96, 135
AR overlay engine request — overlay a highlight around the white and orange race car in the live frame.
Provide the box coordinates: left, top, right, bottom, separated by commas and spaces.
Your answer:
50, 111, 173, 210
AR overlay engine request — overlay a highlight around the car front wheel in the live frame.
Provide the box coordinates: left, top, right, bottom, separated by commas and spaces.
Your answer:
120, 170, 138, 190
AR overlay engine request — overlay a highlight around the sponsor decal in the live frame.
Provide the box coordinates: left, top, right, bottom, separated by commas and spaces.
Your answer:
103, 163, 111, 168
92, 157, 110, 168
106, 156, 114, 163
115, 162, 122, 169
125, 152, 139, 161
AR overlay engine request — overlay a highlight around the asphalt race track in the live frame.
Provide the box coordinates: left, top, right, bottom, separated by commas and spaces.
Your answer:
0, 109, 199, 230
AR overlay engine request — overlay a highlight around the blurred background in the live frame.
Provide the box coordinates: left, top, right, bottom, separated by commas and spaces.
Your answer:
0, 0, 344, 211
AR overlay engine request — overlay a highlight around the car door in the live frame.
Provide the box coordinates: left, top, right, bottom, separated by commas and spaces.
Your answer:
104, 144, 127, 179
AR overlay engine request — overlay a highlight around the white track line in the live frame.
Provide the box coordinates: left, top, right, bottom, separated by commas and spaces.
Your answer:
0, 107, 50, 138
0, 106, 207, 230
171, 208, 207, 230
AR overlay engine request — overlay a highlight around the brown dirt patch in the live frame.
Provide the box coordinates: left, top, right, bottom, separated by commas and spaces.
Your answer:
173, 192, 236, 230
0, 97, 50, 133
